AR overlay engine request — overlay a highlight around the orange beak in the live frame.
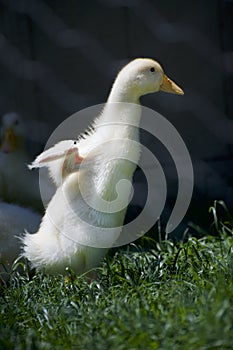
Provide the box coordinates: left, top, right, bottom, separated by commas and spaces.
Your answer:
0, 128, 17, 153
160, 74, 184, 95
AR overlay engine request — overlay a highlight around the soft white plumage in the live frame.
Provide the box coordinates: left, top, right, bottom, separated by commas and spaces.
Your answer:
23, 140, 107, 274
22, 58, 184, 275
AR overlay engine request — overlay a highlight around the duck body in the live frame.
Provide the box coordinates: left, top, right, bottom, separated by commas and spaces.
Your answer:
24, 140, 108, 274
22, 58, 184, 275
23, 105, 142, 275
23, 186, 107, 274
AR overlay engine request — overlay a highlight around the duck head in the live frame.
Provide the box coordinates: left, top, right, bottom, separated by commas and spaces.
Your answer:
108, 58, 184, 103
0, 112, 25, 153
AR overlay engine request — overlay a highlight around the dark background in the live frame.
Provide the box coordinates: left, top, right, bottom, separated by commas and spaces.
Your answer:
0, 0, 232, 236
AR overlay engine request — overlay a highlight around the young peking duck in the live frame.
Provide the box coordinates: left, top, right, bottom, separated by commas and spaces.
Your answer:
22, 58, 183, 275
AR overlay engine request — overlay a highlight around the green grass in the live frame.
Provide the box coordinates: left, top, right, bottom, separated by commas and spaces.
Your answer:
1, 201, 233, 350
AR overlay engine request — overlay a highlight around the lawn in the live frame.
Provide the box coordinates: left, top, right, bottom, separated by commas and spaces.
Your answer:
1, 201, 233, 350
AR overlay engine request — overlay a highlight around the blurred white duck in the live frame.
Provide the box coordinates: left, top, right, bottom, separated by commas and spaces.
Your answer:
0, 201, 41, 279
22, 58, 183, 275
0, 112, 54, 210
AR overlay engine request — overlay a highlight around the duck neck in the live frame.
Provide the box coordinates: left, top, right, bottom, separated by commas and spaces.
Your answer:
107, 79, 140, 105
97, 83, 142, 132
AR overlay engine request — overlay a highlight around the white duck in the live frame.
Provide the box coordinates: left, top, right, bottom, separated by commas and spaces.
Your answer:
22, 58, 183, 275
0, 112, 54, 210
0, 201, 41, 279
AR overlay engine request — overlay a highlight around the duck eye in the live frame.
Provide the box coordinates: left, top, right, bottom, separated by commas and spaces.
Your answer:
150, 67, 155, 72
14, 119, 19, 125
74, 141, 77, 145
